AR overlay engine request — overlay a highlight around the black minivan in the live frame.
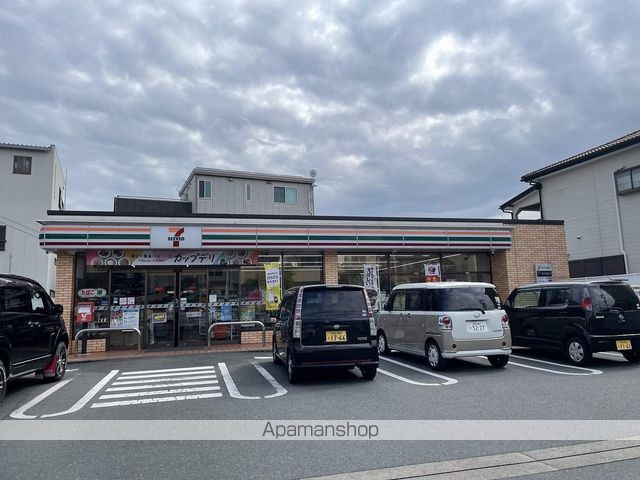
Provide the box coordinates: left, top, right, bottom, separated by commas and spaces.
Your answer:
272, 284, 379, 383
0, 275, 69, 405
504, 281, 640, 366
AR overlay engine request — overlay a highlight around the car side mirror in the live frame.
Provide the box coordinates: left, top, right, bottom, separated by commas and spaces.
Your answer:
383, 302, 390, 311
52, 304, 63, 315
502, 299, 510, 309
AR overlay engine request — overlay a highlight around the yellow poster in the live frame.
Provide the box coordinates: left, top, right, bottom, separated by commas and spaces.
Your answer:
264, 262, 282, 310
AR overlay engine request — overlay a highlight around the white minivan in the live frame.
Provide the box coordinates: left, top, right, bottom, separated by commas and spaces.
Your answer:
376, 282, 512, 370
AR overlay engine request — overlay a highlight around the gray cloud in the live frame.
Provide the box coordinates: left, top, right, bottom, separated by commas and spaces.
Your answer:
1, 0, 639, 217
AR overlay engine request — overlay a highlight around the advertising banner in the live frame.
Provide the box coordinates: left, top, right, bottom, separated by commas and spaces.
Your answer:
424, 263, 441, 282
363, 264, 380, 310
86, 250, 258, 267
264, 262, 282, 310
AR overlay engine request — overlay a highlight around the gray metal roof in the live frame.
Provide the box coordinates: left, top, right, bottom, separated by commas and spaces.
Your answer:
0, 142, 54, 152
522, 129, 640, 182
178, 167, 315, 196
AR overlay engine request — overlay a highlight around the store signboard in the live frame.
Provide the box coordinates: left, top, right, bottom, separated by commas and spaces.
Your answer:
78, 288, 107, 298
150, 226, 202, 249
87, 250, 258, 266
535, 264, 553, 283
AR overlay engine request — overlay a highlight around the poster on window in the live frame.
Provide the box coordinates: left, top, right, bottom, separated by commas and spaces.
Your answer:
424, 263, 441, 282
240, 304, 256, 322
363, 264, 380, 310
264, 262, 282, 310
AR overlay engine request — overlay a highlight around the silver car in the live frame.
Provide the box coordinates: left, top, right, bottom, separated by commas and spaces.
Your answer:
376, 282, 512, 370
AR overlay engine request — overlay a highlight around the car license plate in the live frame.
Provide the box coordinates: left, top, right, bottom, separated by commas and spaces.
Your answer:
616, 340, 632, 350
326, 331, 347, 342
466, 321, 488, 333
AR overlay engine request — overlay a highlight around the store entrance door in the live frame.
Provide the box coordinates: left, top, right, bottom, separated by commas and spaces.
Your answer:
177, 271, 209, 347
145, 271, 176, 348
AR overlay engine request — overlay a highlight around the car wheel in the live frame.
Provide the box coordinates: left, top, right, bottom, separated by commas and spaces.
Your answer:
565, 336, 592, 366
272, 338, 281, 365
360, 366, 377, 380
377, 331, 390, 355
426, 341, 447, 371
0, 361, 6, 406
487, 355, 509, 368
622, 351, 640, 363
287, 350, 299, 384
44, 342, 68, 383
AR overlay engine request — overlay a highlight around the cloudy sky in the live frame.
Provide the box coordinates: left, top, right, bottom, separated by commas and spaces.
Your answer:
1, 0, 639, 217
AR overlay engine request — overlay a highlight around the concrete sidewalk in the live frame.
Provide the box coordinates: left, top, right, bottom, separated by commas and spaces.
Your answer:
69, 343, 270, 363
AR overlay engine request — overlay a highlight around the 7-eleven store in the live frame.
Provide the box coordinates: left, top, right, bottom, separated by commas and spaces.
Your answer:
39, 212, 569, 353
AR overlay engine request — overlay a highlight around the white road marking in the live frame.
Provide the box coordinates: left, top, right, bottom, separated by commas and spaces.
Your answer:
116, 369, 216, 380
9, 379, 73, 420
112, 374, 217, 386
378, 368, 444, 386
218, 362, 260, 399
90, 393, 222, 408
508, 355, 603, 376
252, 362, 287, 398
66, 369, 79, 372
596, 352, 625, 359
98, 386, 220, 400
254, 356, 272, 359
40, 370, 120, 418
106, 380, 219, 392
379, 356, 458, 385
120, 366, 215, 376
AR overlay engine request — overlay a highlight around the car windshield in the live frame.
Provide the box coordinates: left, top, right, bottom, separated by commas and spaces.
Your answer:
435, 287, 499, 311
302, 287, 367, 316
590, 285, 639, 311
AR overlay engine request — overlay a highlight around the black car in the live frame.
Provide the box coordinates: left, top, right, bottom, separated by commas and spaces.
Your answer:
272, 284, 379, 383
0, 275, 69, 405
504, 281, 640, 366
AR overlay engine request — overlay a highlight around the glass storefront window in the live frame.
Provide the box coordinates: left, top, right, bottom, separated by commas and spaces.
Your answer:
283, 253, 323, 290
109, 270, 146, 348
338, 254, 390, 307
441, 253, 491, 283
75, 259, 110, 331
389, 253, 440, 288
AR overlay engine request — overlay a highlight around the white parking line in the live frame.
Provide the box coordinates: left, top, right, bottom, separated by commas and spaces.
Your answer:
10, 379, 73, 420
106, 380, 219, 392
252, 362, 287, 398
508, 355, 603, 376
120, 366, 215, 376
112, 374, 217, 386
218, 362, 260, 400
254, 357, 272, 359
378, 357, 458, 385
596, 352, 625, 358
40, 370, 120, 418
98, 386, 221, 400
90, 393, 222, 408
116, 369, 216, 380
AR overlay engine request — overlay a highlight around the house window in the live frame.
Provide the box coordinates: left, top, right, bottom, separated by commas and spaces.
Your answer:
615, 167, 640, 194
198, 180, 212, 198
0, 225, 5, 251
58, 187, 65, 210
274, 186, 297, 204
246, 184, 252, 201
13, 156, 32, 175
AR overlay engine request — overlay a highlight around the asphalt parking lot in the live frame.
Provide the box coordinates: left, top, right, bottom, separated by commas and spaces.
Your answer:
1, 348, 639, 479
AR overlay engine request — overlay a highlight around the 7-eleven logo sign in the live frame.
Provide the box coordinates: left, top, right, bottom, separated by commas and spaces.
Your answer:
151, 226, 202, 249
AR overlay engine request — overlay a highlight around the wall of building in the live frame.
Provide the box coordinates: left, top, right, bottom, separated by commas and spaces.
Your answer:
0, 146, 64, 294
190, 174, 313, 216
540, 144, 640, 269
491, 223, 569, 298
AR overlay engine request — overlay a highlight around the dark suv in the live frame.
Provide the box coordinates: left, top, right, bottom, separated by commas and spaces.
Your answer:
272, 284, 379, 383
0, 275, 69, 405
504, 281, 640, 366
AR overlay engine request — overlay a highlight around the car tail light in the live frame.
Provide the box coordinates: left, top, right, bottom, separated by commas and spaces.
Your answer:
292, 288, 304, 339
580, 297, 593, 312
501, 313, 509, 329
364, 290, 376, 336
438, 315, 452, 331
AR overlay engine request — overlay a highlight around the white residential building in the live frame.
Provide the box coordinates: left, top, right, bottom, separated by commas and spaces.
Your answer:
500, 130, 640, 278
0, 143, 66, 295
179, 168, 315, 215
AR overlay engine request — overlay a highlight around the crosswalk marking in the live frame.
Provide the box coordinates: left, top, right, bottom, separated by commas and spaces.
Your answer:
115, 369, 217, 380
91, 393, 223, 408
106, 380, 219, 392
112, 374, 217, 386
98, 386, 221, 400
120, 366, 216, 376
